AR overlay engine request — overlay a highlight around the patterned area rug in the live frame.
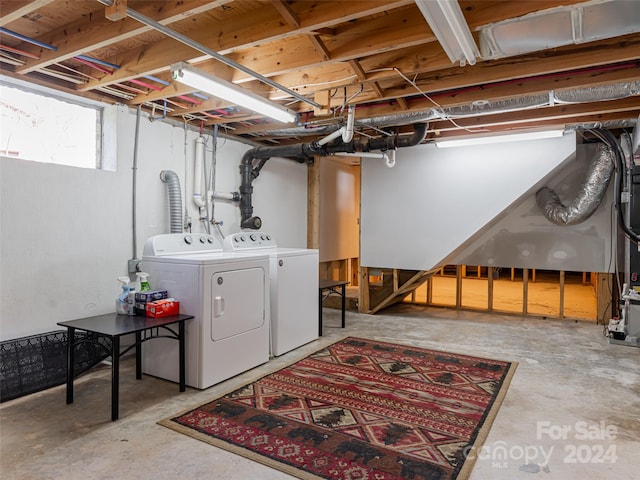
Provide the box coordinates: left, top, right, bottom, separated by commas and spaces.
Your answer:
160, 337, 517, 480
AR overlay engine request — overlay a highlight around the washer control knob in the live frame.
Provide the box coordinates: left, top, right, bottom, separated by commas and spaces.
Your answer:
234, 236, 240, 243
184, 235, 193, 244
250, 234, 257, 241
199, 237, 206, 243
207, 237, 214, 243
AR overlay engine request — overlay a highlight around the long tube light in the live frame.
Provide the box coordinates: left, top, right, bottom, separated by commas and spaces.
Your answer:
435, 129, 565, 148
415, 0, 479, 67
171, 62, 297, 124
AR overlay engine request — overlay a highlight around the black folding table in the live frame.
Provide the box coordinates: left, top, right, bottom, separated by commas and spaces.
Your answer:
57, 313, 193, 421
318, 279, 349, 336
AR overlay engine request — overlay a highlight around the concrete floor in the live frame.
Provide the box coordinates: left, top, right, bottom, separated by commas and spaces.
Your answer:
1, 306, 639, 480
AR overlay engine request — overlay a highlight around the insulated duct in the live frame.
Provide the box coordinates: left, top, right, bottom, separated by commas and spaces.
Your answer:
245, 81, 639, 138
238, 123, 427, 228
536, 143, 614, 225
160, 170, 183, 233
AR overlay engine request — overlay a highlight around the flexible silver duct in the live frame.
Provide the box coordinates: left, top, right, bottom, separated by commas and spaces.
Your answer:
160, 170, 183, 233
554, 81, 640, 103
536, 143, 614, 225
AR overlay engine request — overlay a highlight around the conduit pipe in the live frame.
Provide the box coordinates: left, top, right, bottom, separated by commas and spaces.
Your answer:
238, 123, 427, 228
193, 136, 207, 208
97, 0, 321, 109
536, 143, 614, 225
160, 170, 183, 233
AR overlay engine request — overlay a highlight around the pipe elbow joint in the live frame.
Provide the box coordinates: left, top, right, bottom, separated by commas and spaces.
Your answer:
241, 216, 262, 230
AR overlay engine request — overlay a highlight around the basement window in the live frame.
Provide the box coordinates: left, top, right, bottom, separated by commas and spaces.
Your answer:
0, 81, 105, 169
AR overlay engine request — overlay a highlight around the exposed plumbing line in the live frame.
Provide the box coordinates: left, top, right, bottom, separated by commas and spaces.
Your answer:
131, 105, 141, 261
96, 0, 321, 110
237, 123, 428, 228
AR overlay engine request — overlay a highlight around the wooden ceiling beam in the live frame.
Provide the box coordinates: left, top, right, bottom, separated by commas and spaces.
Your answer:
272, 0, 300, 28
74, 0, 414, 91
0, 0, 57, 27
15, 0, 231, 74
228, 5, 435, 83
307, 35, 331, 62
258, 33, 640, 106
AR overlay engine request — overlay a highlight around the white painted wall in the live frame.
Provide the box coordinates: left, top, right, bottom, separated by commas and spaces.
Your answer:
454, 143, 614, 272
0, 105, 307, 340
360, 132, 592, 270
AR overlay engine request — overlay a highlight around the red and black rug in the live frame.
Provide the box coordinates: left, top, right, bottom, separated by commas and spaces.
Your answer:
160, 337, 517, 480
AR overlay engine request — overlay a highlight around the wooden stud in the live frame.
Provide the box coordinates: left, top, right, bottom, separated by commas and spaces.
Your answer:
360, 267, 370, 313
307, 159, 320, 250
487, 266, 494, 311
105, 0, 127, 21
559, 270, 566, 319
351, 258, 359, 286
456, 265, 462, 308
523, 268, 529, 316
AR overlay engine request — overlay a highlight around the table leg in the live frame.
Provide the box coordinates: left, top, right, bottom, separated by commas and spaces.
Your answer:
111, 335, 120, 421
341, 284, 346, 328
66, 327, 75, 404
179, 320, 186, 392
135, 331, 142, 380
318, 288, 323, 337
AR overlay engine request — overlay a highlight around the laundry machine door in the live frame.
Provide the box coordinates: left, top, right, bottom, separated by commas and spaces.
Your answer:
209, 266, 266, 341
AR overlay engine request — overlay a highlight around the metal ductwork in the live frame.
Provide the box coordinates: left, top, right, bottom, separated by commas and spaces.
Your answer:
160, 170, 183, 233
536, 143, 614, 225
247, 81, 638, 138
238, 123, 428, 228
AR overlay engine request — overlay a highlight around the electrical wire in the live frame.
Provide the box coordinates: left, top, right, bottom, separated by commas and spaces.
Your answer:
366, 66, 503, 134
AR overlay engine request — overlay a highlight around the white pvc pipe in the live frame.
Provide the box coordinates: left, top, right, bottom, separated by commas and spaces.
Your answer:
317, 127, 344, 146
339, 151, 387, 159
193, 136, 206, 208
213, 192, 237, 201
317, 105, 356, 146
342, 105, 355, 143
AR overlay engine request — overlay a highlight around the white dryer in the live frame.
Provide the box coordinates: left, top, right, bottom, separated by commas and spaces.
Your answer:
223, 232, 318, 356
141, 233, 270, 389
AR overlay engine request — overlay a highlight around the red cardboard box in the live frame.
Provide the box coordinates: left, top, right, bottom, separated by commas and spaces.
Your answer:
145, 299, 179, 318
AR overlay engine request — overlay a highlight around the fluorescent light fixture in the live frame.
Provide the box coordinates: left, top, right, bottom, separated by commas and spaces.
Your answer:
435, 129, 565, 148
415, 0, 480, 67
171, 62, 297, 123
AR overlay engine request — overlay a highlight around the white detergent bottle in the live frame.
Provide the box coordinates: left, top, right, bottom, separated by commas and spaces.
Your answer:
116, 277, 132, 315
137, 272, 151, 292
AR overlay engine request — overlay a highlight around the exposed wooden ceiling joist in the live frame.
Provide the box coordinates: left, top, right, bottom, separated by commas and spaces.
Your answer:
0, 0, 637, 146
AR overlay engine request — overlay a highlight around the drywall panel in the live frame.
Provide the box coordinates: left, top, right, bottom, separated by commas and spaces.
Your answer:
360, 131, 576, 270
453, 143, 613, 272
319, 156, 360, 262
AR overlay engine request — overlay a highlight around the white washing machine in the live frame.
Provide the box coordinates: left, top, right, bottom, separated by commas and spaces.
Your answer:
141, 233, 270, 389
223, 232, 318, 356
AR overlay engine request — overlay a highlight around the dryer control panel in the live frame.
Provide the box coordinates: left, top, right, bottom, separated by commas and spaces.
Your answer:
223, 232, 277, 251
143, 233, 222, 256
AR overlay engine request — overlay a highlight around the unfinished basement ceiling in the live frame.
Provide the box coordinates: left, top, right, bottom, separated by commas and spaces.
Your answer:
1, 0, 639, 146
